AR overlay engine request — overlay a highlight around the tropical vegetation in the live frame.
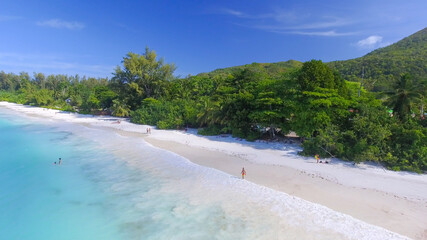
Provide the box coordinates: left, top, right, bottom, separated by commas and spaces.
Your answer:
0, 28, 426, 173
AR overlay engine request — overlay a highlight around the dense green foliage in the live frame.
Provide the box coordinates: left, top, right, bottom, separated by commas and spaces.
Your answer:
328, 27, 427, 92
0, 71, 113, 112
0, 41, 426, 172
110, 48, 176, 110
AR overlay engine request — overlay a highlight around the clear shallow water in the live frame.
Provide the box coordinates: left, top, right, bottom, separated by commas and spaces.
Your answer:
0, 106, 407, 240
0, 114, 124, 239
0, 110, 260, 240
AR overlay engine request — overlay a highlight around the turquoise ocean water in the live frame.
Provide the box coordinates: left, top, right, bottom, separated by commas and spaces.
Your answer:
0, 106, 407, 240
0, 111, 126, 239
0, 108, 261, 240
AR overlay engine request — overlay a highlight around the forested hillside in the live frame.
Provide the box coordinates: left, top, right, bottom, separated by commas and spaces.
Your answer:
328, 27, 427, 91
199, 27, 427, 92
203, 60, 303, 78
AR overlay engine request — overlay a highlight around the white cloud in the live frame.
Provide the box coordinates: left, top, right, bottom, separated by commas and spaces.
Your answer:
36, 19, 85, 30
357, 35, 383, 48
221, 8, 244, 17
289, 18, 354, 30
218, 8, 355, 37
253, 18, 353, 32
284, 30, 357, 37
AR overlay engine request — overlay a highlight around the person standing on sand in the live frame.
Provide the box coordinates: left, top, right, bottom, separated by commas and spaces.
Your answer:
241, 167, 246, 179
315, 154, 319, 163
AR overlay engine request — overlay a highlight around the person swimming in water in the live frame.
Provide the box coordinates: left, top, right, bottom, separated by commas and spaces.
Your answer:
59, 158, 61, 165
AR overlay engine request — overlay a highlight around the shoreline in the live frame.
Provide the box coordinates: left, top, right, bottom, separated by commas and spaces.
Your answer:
1, 101, 426, 239
143, 137, 426, 240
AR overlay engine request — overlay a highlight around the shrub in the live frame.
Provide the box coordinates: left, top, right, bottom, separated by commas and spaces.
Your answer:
198, 125, 222, 136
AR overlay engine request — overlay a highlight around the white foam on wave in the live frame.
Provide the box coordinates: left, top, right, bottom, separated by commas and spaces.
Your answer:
66, 123, 409, 240
142, 144, 409, 240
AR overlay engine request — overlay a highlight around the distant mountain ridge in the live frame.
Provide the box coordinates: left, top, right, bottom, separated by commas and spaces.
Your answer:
200, 27, 426, 91
328, 27, 427, 91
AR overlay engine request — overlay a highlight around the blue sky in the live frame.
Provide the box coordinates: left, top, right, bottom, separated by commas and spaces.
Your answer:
0, 0, 426, 78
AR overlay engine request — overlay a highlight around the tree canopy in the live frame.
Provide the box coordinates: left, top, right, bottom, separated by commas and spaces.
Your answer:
111, 47, 176, 110
0, 46, 425, 173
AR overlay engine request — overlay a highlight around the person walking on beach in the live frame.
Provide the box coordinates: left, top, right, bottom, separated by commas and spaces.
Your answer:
241, 167, 246, 179
315, 154, 319, 163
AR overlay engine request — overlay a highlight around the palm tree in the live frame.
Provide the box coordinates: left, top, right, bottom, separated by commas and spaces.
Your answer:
111, 99, 130, 117
415, 78, 427, 119
384, 74, 423, 121
196, 96, 220, 126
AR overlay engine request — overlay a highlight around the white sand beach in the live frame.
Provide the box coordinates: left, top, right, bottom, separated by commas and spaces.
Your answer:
1, 101, 426, 240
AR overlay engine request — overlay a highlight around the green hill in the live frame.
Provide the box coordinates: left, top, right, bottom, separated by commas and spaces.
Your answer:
199, 28, 426, 92
328, 27, 427, 91
199, 60, 303, 77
